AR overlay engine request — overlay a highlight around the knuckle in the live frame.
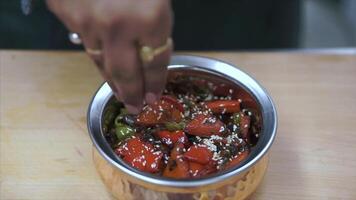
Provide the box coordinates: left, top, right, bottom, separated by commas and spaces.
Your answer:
94, 6, 126, 31
71, 13, 87, 27
141, 10, 161, 27
140, 3, 172, 34
140, 2, 167, 26
99, 14, 125, 31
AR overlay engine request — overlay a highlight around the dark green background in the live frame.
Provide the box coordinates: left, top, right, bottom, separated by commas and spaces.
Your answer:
0, 0, 301, 50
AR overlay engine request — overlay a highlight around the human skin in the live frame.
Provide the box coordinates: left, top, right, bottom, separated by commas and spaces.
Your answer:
46, 0, 173, 113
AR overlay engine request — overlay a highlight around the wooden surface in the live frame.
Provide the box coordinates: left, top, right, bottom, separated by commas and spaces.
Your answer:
1, 50, 356, 199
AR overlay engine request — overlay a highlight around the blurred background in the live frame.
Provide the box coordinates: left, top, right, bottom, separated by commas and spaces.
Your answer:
301, 0, 355, 48
0, 0, 355, 50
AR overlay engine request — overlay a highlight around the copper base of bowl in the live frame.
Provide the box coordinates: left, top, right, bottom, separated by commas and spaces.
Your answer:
93, 147, 268, 200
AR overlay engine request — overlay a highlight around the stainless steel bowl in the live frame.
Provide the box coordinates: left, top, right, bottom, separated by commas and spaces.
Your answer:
87, 55, 277, 200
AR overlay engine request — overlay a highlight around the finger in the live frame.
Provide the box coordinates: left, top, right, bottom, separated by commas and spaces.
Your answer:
139, 7, 173, 104
82, 31, 104, 67
141, 42, 172, 104
81, 32, 120, 98
103, 35, 144, 114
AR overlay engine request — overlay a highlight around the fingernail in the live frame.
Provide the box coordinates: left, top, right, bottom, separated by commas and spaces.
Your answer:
125, 104, 141, 115
145, 92, 158, 105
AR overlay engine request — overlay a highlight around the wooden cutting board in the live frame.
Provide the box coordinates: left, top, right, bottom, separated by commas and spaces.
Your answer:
1, 50, 356, 199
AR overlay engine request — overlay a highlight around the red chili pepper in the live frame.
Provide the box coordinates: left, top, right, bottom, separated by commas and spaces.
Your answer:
156, 130, 188, 147
231, 88, 250, 101
185, 114, 225, 137
240, 114, 251, 139
163, 143, 190, 179
213, 86, 257, 111
224, 150, 249, 170
202, 160, 218, 175
161, 95, 184, 112
188, 160, 217, 178
115, 137, 163, 173
205, 100, 240, 114
188, 162, 205, 177
192, 79, 208, 88
213, 84, 233, 96
183, 145, 213, 165
136, 99, 183, 126
232, 89, 259, 110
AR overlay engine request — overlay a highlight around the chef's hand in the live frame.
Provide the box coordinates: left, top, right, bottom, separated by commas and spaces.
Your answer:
46, 0, 173, 114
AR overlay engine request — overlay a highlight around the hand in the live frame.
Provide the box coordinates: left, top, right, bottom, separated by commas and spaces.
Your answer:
46, 0, 173, 114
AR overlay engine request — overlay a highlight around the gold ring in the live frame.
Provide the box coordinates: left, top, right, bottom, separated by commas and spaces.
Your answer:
139, 38, 172, 65
86, 48, 103, 56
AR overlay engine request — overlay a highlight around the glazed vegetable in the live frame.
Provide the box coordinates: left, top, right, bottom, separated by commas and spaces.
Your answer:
113, 108, 135, 140
163, 142, 190, 179
136, 97, 183, 126
106, 77, 260, 179
223, 150, 249, 170
115, 137, 163, 173
156, 130, 188, 147
239, 114, 251, 139
115, 123, 134, 141
205, 100, 240, 114
184, 145, 212, 165
185, 114, 225, 137
103, 105, 119, 133
188, 162, 205, 177
164, 121, 185, 131
161, 95, 184, 112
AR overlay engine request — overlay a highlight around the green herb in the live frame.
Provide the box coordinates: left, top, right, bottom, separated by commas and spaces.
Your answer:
232, 113, 241, 125
114, 108, 129, 127
120, 108, 128, 115
103, 105, 118, 132
165, 121, 186, 131
115, 123, 135, 141
194, 86, 209, 100
113, 107, 135, 141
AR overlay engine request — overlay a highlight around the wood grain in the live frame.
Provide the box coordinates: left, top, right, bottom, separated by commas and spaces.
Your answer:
1, 50, 356, 199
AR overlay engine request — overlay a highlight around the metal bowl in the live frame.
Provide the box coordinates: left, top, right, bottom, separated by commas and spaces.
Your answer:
87, 55, 277, 200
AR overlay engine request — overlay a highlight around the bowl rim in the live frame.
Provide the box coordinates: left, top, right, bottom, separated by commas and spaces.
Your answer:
87, 54, 277, 188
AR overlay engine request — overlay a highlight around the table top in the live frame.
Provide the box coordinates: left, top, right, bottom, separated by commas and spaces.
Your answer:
1, 50, 356, 199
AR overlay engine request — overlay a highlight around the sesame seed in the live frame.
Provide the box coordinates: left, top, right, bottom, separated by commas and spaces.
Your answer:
219, 126, 225, 133
222, 108, 227, 114
151, 163, 157, 168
